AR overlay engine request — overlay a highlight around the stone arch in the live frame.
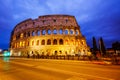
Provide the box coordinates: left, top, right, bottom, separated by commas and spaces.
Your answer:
16, 33, 20, 40
65, 39, 69, 45
64, 29, 69, 35
59, 28, 63, 34
32, 40, 34, 46
53, 39, 57, 45
54, 50, 58, 55
20, 33, 24, 38
71, 39, 75, 45
32, 31, 35, 36
41, 39, 45, 45
37, 30, 40, 36
47, 39, 51, 45
24, 32, 26, 37
36, 40, 39, 46
27, 41, 30, 46
42, 30, 46, 35
47, 29, 51, 35
75, 29, 79, 35
59, 39, 63, 45
70, 29, 74, 35
53, 29, 57, 34
59, 50, 62, 55
27, 31, 30, 37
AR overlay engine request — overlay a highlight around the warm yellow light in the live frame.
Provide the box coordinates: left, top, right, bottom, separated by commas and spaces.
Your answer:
20, 41, 22, 47
20, 33, 23, 38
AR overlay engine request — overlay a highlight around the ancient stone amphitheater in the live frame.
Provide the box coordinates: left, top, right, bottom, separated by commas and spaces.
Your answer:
10, 15, 90, 56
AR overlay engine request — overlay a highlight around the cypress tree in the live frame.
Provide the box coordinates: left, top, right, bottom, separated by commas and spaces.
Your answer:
92, 37, 98, 56
112, 41, 120, 54
99, 37, 106, 56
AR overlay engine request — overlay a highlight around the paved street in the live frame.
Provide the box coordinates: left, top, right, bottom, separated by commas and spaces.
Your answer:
0, 57, 120, 80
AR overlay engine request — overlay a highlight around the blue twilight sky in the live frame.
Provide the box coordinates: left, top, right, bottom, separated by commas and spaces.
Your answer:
0, 0, 120, 49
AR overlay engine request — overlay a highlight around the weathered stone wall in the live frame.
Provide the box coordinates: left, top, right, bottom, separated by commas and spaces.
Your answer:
10, 15, 89, 56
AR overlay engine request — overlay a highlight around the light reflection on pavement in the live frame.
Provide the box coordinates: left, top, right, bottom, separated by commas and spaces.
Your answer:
3, 57, 10, 62
0, 57, 120, 80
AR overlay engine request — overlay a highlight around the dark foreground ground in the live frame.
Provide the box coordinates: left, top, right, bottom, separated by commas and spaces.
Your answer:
0, 57, 120, 80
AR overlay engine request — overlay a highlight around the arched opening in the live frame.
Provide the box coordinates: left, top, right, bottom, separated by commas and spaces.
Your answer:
70, 30, 73, 34
41, 40, 45, 45
65, 40, 69, 45
20, 33, 24, 38
59, 29, 63, 34
47, 39, 51, 45
59, 51, 62, 54
42, 30, 46, 35
32, 41, 34, 46
36, 40, 39, 46
59, 39, 63, 45
54, 51, 57, 55
71, 40, 74, 45
23, 41, 25, 47
18, 34, 20, 39
37, 30, 40, 36
53, 39, 57, 45
65, 30, 68, 34
47, 29, 51, 35
24, 32, 26, 37
65, 51, 67, 55
27, 41, 29, 46
27, 32, 30, 37
53, 29, 57, 34
32, 31, 35, 36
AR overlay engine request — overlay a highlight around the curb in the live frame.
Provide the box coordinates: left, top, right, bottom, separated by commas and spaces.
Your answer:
91, 61, 112, 65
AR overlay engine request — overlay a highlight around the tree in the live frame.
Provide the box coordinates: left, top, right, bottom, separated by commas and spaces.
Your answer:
112, 41, 120, 55
112, 41, 120, 51
99, 37, 106, 56
92, 37, 98, 56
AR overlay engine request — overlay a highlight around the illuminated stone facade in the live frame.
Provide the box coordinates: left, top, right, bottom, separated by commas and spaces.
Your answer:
10, 15, 90, 56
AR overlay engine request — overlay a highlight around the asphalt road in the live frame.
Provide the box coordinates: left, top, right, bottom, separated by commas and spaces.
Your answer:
0, 57, 120, 80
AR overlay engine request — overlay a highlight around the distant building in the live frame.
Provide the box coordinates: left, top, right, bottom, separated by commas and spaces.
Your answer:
112, 41, 120, 56
10, 15, 90, 56
106, 48, 115, 54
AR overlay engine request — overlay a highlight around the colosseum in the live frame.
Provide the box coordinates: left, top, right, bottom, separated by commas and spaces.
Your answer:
10, 15, 90, 57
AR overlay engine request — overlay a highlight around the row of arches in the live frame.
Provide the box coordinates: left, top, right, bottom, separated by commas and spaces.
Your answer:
12, 39, 63, 48
12, 39, 85, 48
15, 29, 80, 40
12, 48, 90, 56
31, 29, 79, 35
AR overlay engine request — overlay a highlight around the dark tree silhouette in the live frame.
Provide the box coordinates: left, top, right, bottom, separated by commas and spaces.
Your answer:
112, 41, 120, 51
112, 41, 120, 55
99, 37, 106, 56
92, 37, 98, 56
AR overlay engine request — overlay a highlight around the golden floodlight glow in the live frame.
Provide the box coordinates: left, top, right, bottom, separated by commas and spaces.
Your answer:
10, 15, 90, 56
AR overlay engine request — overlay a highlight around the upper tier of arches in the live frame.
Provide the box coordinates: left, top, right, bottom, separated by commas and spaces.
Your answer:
14, 28, 81, 40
